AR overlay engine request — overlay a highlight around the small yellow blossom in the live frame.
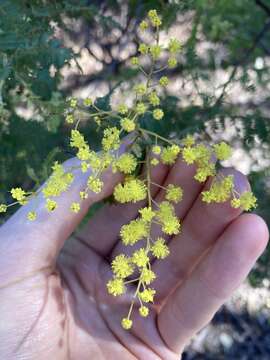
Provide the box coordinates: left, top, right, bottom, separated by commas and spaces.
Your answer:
150, 45, 162, 60
131, 57, 139, 65
231, 198, 241, 208
121, 118, 135, 132
107, 278, 125, 296
70, 202, 80, 213
0, 204, 7, 213
161, 145, 180, 165
80, 191, 88, 199
11, 187, 26, 202
148, 91, 160, 106
139, 288, 156, 303
132, 248, 149, 267
168, 57, 177, 68
168, 38, 182, 53
46, 199, 57, 212
69, 98, 77, 108
139, 207, 155, 222
134, 84, 147, 96
139, 306, 149, 317
112, 254, 134, 278
120, 219, 148, 245
139, 43, 149, 55
139, 20, 149, 32
65, 114, 74, 124
136, 102, 147, 114
151, 158, 159, 166
102, 127, 120, 151
148, 10, 162, 27
83, 98, 93, 106
214, 142, 232, 161
121, 317, 132, 330
114, 179, 147, 203
165, 184, 183, 203
239, 191, 257, 211
152, 145, 161, 155
87, 176, 103, 193
140, 268, 156, 285
153, 108, 164, 120
118, 104, 129, 115
159, 76, 169, 87
114, 153, 137, 174
151, 238, 170, 259
27, 211, 37, 221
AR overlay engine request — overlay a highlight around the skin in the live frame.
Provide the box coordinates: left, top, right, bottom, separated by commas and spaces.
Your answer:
0, 151, 268, 360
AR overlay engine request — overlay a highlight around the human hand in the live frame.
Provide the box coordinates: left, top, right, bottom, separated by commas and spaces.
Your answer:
0, 153, 268, 360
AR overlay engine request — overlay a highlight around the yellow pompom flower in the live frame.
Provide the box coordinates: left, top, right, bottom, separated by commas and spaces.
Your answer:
65, 114, 74, 124
120, 118, 135, 132
148, 91, 160, 106
69, 98, 77, 108
152, 145, 161, 155
136, 102, 147, 115
118, 104, 128, 115
139, 207, 155, 222
132, 248, 149, 267
162, 216, 181, 235
121, 317, 133, 330
46, 199, 57, 212
231, 198, 241, 208
114, 153, 137, 174
0, 204, 7, 213
161, 145, 180, 165
27, 211, 37, 221
151, 158, 159, 166
70, 130, 87, 149
80, 191, 88, 200
151, 237, 170, 259
148, 10, 162, 27
139, 20, 149, 31
11, 187, 26, 202
112, 254, 134, 278
120, 219, 148, 245
83, 98, 93, 106
107, 278, 125, 296
138, 43, 149, 55
150, 45, 162, 60
131, 57, 139, 66
134, 84, 147, 96
239, 191, 257, 211
139, 306, 149, 317
182, 147, 197, 164
159, 76, 169, 87
140, 268, 156, 285
194, 164, 215, 183
165, 184, 183, 203
87, 176, 103, 193
168, 57, 177, 68
168, 38, 182, 53
182, 135, 195, 147
70, 202, 80, 213
114, 179, 147, 203
102, 127, 120, 151
139, 288, 156, 303
153, 108, 164, 120
214, 142, 232, 161
202, 175, 234, 204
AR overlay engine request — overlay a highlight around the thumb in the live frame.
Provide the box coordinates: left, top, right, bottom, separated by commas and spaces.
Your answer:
0, 138, 132, 285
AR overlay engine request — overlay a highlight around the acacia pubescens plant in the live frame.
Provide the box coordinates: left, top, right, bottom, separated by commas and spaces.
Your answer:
0, 10, 257, 330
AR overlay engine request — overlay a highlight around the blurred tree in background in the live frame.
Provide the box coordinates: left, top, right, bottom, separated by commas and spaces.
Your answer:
1, 0, 270, 283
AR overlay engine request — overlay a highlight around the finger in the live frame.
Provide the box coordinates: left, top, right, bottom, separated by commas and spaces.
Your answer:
75, 156, 169, 257
110, 157, 203, 260
0, 151, 126, 282
152, 168, 249, 304
157, 213, 269, 354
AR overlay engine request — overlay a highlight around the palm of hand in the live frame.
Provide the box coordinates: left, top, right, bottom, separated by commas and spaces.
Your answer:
0, 157, 268, 360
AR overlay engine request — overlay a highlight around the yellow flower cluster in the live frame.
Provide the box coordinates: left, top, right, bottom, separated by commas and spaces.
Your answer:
1, 9, 259, 334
